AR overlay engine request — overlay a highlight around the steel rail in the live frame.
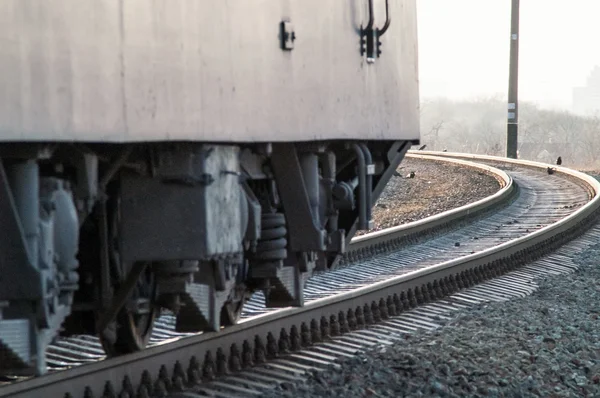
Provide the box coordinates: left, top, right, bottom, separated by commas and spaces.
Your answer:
414, 150, 597, 194
2, 153, 596, 398
346, 153, 514, 255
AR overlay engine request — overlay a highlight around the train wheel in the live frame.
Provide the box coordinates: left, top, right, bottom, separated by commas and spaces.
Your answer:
99, 190, 158, 356
99, 265, 158, 356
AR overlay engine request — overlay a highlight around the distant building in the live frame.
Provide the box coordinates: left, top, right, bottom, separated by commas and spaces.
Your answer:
572, 66, 600, 115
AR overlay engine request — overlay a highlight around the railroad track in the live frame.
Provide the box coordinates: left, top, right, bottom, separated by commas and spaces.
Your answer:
1, 152, 598, 398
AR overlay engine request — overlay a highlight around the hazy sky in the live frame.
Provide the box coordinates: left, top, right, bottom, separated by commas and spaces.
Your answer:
417, 0, 600, 109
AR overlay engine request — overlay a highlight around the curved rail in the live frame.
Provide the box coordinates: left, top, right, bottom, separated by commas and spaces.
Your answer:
2, 153, 597, 398
347, 153, 514, 255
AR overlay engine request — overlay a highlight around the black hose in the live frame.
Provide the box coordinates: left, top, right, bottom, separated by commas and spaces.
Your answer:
359, 143, 373, 227
352, 144, 368, 229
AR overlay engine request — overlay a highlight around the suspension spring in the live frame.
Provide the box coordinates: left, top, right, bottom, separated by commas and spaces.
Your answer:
255, 213, 287, 261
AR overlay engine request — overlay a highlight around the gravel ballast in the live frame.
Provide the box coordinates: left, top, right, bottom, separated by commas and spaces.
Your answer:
264, 225, 600, 397
361, 157, 501, 235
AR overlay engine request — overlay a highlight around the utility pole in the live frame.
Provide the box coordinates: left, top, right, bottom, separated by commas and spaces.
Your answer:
506, 0, 520, 158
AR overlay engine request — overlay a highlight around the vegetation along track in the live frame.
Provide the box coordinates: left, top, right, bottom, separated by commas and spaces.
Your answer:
1, 152, 598, 398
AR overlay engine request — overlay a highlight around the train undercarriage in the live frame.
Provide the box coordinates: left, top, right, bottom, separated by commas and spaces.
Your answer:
0, 139, 412, 375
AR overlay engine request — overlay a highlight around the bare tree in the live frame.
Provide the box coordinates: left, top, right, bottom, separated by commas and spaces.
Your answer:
417, 96, 600, 169
578, 113, 600, 167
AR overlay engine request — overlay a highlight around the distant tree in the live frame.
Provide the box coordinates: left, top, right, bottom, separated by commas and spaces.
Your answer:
578, 113, 600, 167
418, 96, 600, 169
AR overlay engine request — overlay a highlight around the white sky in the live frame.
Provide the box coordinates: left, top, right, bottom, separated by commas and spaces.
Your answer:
417, 0, 600, 109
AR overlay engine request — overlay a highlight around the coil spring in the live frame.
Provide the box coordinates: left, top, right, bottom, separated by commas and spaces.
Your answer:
255, 213, 287, 261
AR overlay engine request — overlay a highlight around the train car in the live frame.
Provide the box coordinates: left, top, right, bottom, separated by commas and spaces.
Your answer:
0, 0, 419, 375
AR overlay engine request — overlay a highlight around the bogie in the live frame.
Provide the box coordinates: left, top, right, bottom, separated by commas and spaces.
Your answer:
0, 140, 411, 375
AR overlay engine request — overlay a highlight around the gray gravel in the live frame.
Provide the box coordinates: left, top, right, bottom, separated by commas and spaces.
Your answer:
360, 157, 501, 235
265, 227, 600, 397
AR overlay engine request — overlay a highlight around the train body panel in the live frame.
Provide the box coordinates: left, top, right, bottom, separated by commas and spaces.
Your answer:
0, 0, 418, 142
